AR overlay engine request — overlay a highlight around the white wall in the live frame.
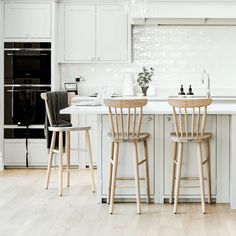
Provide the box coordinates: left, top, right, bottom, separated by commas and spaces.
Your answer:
61, 25, 236, 96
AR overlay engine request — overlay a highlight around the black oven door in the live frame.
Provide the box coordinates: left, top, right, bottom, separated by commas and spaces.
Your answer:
4, 85, 50, 126
4, 49, 51, 85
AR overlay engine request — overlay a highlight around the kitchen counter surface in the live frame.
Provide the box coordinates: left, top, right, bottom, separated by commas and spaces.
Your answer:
61, 100, 236, 115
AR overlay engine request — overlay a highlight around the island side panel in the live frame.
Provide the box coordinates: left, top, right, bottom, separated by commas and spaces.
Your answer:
230, 115, 236, 209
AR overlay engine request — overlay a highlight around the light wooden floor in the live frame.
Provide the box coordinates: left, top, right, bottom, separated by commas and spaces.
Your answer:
0, 169, 236, 236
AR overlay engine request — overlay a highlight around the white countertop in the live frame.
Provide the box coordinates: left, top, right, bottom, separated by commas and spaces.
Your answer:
61, 100, 236, 115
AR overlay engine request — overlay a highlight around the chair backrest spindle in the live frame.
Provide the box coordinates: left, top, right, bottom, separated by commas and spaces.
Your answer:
168, 99, 212, 140
104, 99, 147, 140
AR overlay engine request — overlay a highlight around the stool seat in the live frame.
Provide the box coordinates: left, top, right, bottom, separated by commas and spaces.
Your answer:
170, 132, 212, 143
108, 132, 149, 142
49, 126, 91, 132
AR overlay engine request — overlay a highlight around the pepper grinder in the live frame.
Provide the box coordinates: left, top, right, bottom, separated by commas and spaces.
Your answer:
178, 85, 185, 95
187, 85, 194, 95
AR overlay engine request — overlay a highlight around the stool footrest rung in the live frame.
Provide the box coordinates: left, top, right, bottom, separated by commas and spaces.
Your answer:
176, 176, 207, 181
115, 184, 136, 188
138, 159, 146, 165
180, 185, 200, 188
202, 159, 208, 165
116, 177, 145, 180
52, 149, 59, 154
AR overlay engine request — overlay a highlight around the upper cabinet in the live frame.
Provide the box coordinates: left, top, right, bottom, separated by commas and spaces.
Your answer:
96, 5, 129, 62
59, 4, 130, 63
64, 5, 96, 61
4, 3, 51, 39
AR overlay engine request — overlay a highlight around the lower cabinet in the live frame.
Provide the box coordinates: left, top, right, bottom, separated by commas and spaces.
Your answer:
101, 115, 155, 199
163, 115, 217, 198
4, 139, 48, 166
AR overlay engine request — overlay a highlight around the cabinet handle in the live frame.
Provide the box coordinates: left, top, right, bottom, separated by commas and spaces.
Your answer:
167, 117, 171, 121
97, 57, 101, 60
147, 117, 152, 122
92, 57, 95, 61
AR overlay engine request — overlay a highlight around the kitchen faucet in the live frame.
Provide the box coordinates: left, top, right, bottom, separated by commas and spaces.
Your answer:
201, 69, 211, 98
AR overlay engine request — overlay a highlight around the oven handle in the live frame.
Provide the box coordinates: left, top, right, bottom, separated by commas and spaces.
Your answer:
4, 48, 51, 51
7, 89, 48, 92
6, 53, 48, 56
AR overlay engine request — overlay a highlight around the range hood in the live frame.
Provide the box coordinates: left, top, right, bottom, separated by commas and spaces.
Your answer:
130, 3, 236, 25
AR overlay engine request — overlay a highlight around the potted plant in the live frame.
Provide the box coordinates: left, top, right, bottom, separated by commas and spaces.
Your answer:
137, 67, 154, 96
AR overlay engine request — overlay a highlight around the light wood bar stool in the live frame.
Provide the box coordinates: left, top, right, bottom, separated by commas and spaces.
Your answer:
168, 98, 212, 214
41, 92, 95, 196
104, 99, 150, 214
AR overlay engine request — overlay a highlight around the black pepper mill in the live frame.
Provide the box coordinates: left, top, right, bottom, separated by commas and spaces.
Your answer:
178, 85, 185, 95
187, 85, 194, 95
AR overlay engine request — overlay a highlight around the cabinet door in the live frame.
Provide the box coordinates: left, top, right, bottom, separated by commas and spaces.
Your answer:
64, 5, 96, 61
4, 3, 51, 39
101, 115, 155, 197
4, 140, 27, 166
164, 115, 217, 197
96, 5, 130, 62
28, 140, 48, 166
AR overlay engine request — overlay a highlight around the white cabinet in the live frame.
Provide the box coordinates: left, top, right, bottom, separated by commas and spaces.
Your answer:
4, 3, 51, 39
163, 115, 217, 198
60, 4, 130, 63
4, 139, 48, 166
64, 5, 96, 61
96, 5, 129, 61
101, 115, 155, 199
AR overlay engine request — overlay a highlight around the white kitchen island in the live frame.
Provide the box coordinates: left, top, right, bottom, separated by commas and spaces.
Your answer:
61, 98, 236, 209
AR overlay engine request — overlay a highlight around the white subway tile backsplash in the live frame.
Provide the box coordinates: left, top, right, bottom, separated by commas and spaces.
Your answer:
61, 25, 236, 96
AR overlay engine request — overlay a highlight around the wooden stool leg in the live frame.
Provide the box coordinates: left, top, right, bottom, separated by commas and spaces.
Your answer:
169, 142, 177, 204
66, 131, 70, 188
143, 140, 150, 204
86, 130, 96, 193
133, 142, 141, 214
109, 142, 119, 214
197, 142, 206, 214
107, 142, 114, 204
45, 131, 56, 189
173, 142, 183, 214
59, 131, 63, 196
205, 140, 212, 204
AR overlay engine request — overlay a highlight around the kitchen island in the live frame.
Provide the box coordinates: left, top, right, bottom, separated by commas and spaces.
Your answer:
61, 97, 236, 209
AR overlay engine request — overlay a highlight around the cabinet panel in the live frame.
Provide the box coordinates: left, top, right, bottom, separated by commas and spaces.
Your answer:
4, 3, 51, 39
101, 115, 155, 197
164, 115, 217, 197
96, 5, 129, 61
4, 139, 48, 166
64, 5, 96, 61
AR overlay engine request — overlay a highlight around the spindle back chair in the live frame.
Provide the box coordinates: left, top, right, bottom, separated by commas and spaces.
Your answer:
167, 98, 212, 214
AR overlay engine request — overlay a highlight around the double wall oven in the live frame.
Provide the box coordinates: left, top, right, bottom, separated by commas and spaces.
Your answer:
4, 42, 51, 139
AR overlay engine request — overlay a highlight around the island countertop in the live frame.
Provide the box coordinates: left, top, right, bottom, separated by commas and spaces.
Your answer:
61, 100, 236, 115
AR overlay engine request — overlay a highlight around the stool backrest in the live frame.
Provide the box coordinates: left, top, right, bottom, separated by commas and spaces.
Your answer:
168, 98, 212, 139
104, 99, 147, 140
41, 92, 75, 126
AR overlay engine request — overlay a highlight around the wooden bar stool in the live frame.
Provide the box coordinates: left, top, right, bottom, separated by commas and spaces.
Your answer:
168, 98, 212, 214
104, 99, 150, 214
41, 92, 95, 196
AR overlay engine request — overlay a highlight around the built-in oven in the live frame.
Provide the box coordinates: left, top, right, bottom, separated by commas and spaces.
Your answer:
4, 85, 50, 128
4, 42, 51, 85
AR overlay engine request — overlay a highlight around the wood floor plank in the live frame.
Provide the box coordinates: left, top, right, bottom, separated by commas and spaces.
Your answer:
0, 169, 236, 236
